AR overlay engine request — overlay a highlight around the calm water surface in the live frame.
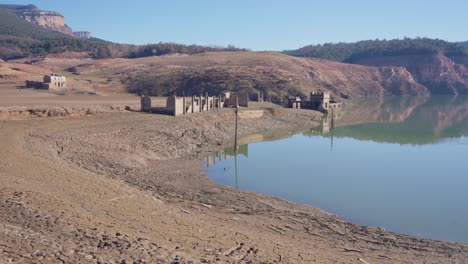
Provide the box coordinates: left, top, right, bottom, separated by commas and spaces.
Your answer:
203, 96, 468, 243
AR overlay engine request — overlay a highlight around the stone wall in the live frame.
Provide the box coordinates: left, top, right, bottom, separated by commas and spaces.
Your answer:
224, 93, 249, 108
141, 95, 152, 112
166, 96, 184, 116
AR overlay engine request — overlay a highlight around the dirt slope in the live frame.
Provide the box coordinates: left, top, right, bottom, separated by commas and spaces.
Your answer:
76, 52, 429, 100
353, 54, 468, 95
1, 108, 467, 263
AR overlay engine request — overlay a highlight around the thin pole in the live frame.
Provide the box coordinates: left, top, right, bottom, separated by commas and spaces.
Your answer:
234, 106, 239, 151
234, 99, 239, 189
330, 109, 334, 152
234, 97, 239, 152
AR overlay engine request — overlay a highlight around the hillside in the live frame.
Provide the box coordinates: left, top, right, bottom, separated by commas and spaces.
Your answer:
0, 4, 246, 60
285, 38, 468, 95
56, 52, 429, 103
0, 4, 74, 36
0, 7, 110, 60
350, 53, 468, 95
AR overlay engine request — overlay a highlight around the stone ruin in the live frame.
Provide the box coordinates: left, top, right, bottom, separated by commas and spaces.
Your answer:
289, 91, 342, 113
25, 73, 67, 90
140, 93, 227, 116
139, 91, 263, 116
224, 92, 249, 108
140, 95, 152, 112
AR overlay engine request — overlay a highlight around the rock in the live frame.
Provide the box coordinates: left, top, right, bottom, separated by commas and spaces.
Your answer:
86, 108, 96, 115
48, 108, 67, 117
5, 5, 75, 36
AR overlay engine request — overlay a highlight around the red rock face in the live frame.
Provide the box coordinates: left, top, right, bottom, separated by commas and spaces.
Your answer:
303, 58, 430, 97
354, 54, 468, 95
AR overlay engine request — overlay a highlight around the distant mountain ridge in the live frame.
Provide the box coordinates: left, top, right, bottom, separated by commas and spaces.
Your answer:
0, 6, 109, 60
285, 38, 468, 95
0, 4, 75, 36
0, 4, 465, 97
0, 4, 246, 60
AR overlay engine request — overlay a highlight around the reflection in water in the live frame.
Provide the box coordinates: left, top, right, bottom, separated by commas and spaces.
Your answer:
204, 96, 468, 243
206, 145, 249, 189
304, 96, 468, 145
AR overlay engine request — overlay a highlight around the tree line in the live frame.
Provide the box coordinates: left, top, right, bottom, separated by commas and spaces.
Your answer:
0, 8, 246, 60
284, 38, 468, 62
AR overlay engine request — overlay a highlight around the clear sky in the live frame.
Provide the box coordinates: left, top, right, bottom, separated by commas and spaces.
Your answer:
2, 0, 467, 50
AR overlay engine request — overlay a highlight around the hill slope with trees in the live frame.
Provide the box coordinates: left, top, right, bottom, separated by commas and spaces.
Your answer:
0, 5, 246, 60
285, 38, 468, 95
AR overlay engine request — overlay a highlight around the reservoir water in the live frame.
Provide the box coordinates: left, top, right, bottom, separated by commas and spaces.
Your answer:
203, 96, 468, 243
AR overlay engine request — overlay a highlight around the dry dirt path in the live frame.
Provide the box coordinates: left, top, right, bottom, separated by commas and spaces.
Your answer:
1, 110, 467, 263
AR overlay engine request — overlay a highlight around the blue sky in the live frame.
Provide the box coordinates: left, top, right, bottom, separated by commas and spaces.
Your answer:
2, 0, 467, 50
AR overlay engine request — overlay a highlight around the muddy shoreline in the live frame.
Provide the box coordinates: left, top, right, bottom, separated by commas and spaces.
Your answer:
2, 106, 468, 263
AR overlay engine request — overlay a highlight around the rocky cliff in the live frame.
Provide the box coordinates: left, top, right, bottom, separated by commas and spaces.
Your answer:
353, 54, 468, 95
0, 4, 74, 36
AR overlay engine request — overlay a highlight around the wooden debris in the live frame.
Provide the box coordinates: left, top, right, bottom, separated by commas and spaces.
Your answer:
358, 258, 371, 264
344, 248, 364, 253
179, 207, 190, 214
223, 244, 242, 256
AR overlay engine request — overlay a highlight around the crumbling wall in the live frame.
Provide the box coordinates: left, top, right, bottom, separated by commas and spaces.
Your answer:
166, 96, 184, 116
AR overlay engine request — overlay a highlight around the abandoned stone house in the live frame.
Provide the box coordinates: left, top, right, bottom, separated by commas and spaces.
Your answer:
224, 92, 249, 108
25, 73, 67, 90
289, 91, 342, 112
140, 91, 253, 116
288, 96, 302, 109
140, 93, 225, 116
43, 74, 67, 89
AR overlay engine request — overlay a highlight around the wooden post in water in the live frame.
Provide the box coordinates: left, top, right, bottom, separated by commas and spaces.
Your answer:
330, 109, 334, 152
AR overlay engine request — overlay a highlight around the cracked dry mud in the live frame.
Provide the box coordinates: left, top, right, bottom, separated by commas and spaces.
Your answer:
1, 107, 468, 263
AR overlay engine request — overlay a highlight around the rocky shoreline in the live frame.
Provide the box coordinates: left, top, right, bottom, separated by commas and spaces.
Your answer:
1, 105, 468, 263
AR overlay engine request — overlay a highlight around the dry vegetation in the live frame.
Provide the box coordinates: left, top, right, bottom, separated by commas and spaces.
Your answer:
78, 52, 429, 102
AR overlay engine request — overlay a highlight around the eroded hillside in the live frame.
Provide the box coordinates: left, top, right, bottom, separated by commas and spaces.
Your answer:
61, 52, 429, 103
353, 54, 468, 95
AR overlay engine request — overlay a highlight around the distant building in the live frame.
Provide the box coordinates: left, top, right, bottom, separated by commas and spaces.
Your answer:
288, 96, 302, 109
73, 31, 91, 39
43, 73, 66, 89
290, 91, 342, 113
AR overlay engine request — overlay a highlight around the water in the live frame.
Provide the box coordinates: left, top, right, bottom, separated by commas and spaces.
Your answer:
203, 96, 468, 243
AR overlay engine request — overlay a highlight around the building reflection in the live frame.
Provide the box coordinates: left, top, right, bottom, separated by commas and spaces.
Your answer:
205, 144, 249, 190
205, 144, 248, 167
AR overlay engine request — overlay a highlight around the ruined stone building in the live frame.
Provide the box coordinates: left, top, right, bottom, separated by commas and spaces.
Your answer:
43, 74, 66, 90
288, 96, 302, 109
140, 95, 152, 112
141, 94, 225, 116
224, 92, 249, 108
140, 91, 255, 116
289, 91, 342, 113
